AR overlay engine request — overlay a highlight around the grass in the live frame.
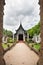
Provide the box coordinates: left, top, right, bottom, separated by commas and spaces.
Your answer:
33, 44, 40, 51
2, 38, 16, 49
2, 42, 40, 52
2, 43, 13, 49
29, 43, 40, 51
2, 43, 8, 49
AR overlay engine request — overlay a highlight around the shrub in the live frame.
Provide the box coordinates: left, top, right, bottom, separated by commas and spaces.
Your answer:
7, 37, 13, 43
14, 38, 17, 42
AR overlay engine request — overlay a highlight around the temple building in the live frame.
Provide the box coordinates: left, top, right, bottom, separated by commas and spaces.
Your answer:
14, 23, 29, 41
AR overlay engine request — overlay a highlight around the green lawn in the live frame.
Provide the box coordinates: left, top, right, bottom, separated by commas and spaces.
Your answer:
2, 43, 8, 49
2, 42, 40, 51
2, 43, 13, 49
2, 37, 16, 49
29, 43, 40, 51
33, 44, 40, 51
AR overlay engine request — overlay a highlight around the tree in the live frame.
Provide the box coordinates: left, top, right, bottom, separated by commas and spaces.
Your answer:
3, 29, 13, 37
27, 22, 40, 38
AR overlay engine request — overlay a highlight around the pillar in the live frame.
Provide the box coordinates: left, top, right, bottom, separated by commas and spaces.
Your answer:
13, 33, 14, 43
17, 34, 18, 41
27, 33, 29, 41
0, 0, 5, 65
38, 0, 43, 65
23, 33, 25, 41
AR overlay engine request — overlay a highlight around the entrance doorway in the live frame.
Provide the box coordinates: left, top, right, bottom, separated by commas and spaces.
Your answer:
18, 34, 23, 41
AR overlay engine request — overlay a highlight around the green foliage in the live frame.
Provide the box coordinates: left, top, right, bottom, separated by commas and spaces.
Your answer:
29, 43, 40, 51
3, 29, 13, 37
27, 22, 40, 38
2, 43, 8, 49
7, 37, 13, 43
2, 43, 13, 49
14, 38, 17, 42
33, 43, 40, 51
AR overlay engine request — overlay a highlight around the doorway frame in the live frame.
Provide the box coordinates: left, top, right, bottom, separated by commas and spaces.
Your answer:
18, 34, 23, 41
0, 0, 43, 65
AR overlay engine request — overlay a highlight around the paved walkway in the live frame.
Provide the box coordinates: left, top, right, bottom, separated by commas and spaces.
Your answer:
4, 42, 39, 65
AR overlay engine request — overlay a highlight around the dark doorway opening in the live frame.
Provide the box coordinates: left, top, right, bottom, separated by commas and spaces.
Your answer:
19, 34, 23, 41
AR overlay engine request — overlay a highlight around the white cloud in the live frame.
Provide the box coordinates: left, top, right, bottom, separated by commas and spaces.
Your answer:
3, 0, 40, 33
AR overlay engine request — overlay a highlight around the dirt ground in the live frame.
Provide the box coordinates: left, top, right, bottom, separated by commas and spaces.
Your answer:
4, 42, 39, 65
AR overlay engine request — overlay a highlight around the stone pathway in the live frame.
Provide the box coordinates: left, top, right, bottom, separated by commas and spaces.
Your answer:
4, 42, 39, 65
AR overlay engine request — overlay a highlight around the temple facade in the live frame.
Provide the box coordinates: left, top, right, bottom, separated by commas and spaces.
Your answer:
14, 23, 29, 41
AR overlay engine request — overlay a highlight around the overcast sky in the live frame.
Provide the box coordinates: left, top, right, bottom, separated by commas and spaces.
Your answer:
3, 0, 40, 33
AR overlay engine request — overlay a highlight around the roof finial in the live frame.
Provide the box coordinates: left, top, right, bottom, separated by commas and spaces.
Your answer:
20, 19, 22, 25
